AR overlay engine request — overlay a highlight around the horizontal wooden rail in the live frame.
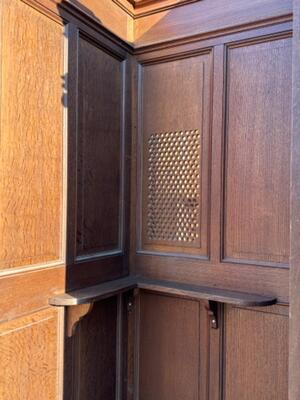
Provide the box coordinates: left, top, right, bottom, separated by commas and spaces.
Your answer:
49, 276, 277, 307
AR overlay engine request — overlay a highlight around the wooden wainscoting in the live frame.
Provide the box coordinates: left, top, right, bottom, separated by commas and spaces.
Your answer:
224, 305, 288, 400
0, 308, 63, 400
0, 0, 66, 398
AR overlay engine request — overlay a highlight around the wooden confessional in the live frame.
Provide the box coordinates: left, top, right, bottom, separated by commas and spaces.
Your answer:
1, 0, 300, 399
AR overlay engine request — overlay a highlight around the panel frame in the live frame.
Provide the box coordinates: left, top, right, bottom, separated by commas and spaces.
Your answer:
65, 21, 132, 290
221, 31, 293, 269
135, 48, 213, 260
0, 0, 68, 276
75, 30, 127, 261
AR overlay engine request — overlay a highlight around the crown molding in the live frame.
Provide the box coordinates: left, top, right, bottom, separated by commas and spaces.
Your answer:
112, 0, 201, 18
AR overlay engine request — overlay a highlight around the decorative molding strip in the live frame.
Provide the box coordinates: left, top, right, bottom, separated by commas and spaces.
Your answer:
0, 260, 65, 278
113, 0, 201, 18
134, 14, 292, 53
75, 249, 124, 263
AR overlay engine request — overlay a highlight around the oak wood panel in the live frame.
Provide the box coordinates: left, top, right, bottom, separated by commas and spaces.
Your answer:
138, 292, 210, 400
76, 35, 125, 258
289, 0, 300, 398
0, 308, 62, 400
223, 36, 292, 266
65, 0, 133, 43
134, 0, 292, 47
0, 266, 65, 323
0, 0, 64, 270
138, 52, 212, 257
224, 305, 288, 400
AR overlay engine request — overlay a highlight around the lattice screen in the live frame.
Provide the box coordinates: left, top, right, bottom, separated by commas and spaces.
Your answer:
147, 129, 201, 243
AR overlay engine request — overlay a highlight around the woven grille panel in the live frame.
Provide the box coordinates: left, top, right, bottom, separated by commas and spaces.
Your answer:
147, 130, 201, 243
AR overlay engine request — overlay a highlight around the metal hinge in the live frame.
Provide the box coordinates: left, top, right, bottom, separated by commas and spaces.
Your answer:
205, 300, 219, 329
127, 297, 134, 313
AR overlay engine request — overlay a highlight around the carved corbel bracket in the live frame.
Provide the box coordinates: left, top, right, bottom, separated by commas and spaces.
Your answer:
66, 302, 94, 337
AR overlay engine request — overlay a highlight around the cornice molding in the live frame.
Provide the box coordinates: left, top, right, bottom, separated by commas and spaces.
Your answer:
113, 0, 201, 18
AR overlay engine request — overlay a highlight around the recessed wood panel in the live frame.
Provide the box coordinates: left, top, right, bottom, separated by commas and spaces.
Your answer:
224, 305, 288, 400
139, 52, 212, 257
138, 292, 209, 400
0, 0, 63, 269
223, 36, 292, 266
73, 298, 118, 400
76, 36, 125, 258
0, 308, 61, 400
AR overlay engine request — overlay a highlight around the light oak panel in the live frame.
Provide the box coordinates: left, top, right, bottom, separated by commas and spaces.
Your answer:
0, 266, 65, 323
0, 308, 61, 400
223, 36, 292, 266
139, 52, 212, 257
0, 0, 64, 270
224, 305, 288, 400
76, 36, 124, 258
66, 0, 133, 42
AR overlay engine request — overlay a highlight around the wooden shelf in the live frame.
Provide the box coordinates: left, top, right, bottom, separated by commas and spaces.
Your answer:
49, 276, 276, 307
137, 278, 276, 307
49, 276, 137, 306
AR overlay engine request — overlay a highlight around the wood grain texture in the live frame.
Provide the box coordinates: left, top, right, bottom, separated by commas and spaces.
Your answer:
131, 23, 292, 304
223, 36, 292, 266
0, 0, 64, 270
289, 0, 300, 398
65, 0, 134, 43
224, 305, 288, 400
134, 0, 292, 47
137, 278, 276, 306
50, 275, 137, 306
76, 35, 125, 258
138, 293, 207, 400
0, 308, 61, 400
0, 266, 65, 323
50, 275, 276, 306
65, 21, 131, 291
138, 52, 212, 257
134, 253, 289, 303
72, 298, 118, 400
